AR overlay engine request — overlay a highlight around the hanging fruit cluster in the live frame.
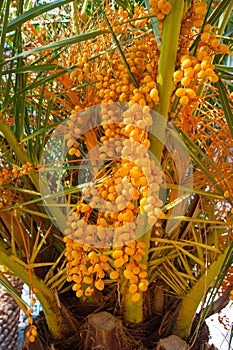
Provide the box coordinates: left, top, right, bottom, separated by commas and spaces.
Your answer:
173, 0, 229, 107
171, 1, 232, 209
95, 39, 160, 108
0, 162, 33, 208
64, 238, 110, 297
68, 2, 162, 109
148, 0, 172, 29
62, 0, 231, 302
63, 101, 164, 300
25, 300, 38, 343
63, 2, 166, 301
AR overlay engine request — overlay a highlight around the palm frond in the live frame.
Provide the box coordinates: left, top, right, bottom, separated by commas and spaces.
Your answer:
216, 78, 233, 138
6, 0, 75, 33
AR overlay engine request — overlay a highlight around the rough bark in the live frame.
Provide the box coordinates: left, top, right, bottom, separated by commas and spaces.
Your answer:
199, 345, 218, 350
0, 276, 23, 350
155, 335, 188, 350
84, 311, 130, 350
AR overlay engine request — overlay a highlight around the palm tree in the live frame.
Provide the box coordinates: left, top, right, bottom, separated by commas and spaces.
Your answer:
0, 271, 23, 350
0, 0, 232, 349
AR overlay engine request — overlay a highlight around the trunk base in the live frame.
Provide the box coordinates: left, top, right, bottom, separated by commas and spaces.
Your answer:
156, 335, 188, 350
84, 311, 130, 350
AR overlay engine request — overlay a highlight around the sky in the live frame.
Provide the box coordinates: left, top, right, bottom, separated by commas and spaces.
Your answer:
206, 303, 233, 350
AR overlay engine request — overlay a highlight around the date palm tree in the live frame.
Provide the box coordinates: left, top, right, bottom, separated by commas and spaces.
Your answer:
0, 0, 232, 349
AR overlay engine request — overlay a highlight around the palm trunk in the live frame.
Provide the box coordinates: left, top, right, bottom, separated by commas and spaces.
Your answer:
0, 276, 23, 350
122, 0, 184, 323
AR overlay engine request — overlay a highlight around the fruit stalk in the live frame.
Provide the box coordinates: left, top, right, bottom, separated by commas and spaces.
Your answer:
122, 1, 184, 323
151, 0, 184, 162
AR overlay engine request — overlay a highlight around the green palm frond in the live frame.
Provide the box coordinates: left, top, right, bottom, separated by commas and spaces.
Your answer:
6, 0, 75, 33
216, 78, 233, 137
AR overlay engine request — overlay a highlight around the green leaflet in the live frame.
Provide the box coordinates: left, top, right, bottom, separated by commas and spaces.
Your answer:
0, 30, 109, 67
6, 0, 75, 33
216, 78, 233, 138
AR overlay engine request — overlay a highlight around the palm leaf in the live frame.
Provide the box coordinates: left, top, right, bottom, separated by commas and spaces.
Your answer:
0, 0, 10, 66
44, 251, 66, 284
102, 12, 139, 88
115, 0, 133, 12
144, 0, 160, 46
166, 183, 225, 200
200, 241, 233, 321
207, 0, 233, 26
174, 242, 232, 338
215, 65, 233, 80
164, 215, 229, 226
2, 64, 69, 74
6, 0, 75, 33
160, 262, 189, 295
175, 249, 195, 280
0, 30, 109, 67
178, 128, 226, 193
216, 78, 233, 138
45, 267, 67, 288
30, 225, 53, 264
